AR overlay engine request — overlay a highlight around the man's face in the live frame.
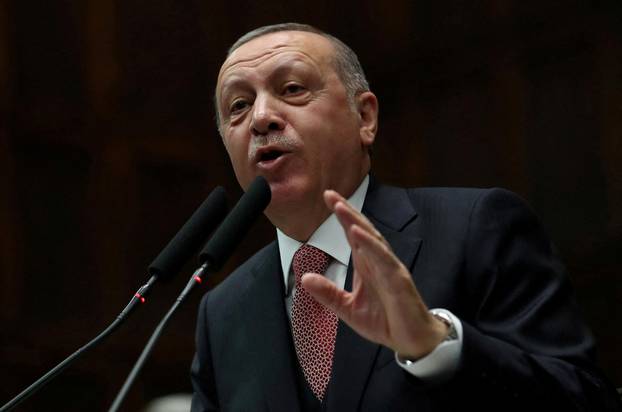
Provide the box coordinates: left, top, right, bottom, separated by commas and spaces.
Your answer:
216, 30, 375, 225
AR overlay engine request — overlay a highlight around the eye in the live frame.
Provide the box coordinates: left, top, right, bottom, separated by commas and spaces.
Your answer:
283, 83, 305, 95
229, 99, 250, 115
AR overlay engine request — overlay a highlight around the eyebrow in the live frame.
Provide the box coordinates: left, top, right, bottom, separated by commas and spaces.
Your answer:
220, 58, 316, 99
219, 77, 250, 97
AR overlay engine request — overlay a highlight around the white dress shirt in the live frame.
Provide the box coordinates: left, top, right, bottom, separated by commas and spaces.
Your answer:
276, 175, 463, 382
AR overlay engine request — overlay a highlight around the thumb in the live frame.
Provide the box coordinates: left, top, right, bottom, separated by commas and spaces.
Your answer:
301, 273, 350, 319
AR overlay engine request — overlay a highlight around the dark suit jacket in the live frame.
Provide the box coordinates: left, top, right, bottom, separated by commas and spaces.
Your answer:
190, 180, 621, 411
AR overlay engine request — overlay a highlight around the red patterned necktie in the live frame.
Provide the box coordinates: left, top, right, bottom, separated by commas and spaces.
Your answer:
291, 244, 338, 401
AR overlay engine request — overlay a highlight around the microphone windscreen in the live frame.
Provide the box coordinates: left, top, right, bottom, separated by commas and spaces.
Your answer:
199, 176, 271, 271
148, 186, 228, 280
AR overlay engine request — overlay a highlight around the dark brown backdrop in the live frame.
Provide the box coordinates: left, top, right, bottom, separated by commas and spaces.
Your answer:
1, 1, 621, 410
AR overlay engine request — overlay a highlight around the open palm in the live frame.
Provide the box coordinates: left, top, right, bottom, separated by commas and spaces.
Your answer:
302, 190, 448, 359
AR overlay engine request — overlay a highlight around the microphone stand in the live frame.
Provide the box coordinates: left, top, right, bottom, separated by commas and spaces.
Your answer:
107, 175, 271, 412
1, 186, 227, 411
0, 276, 158, 412
107, 264, 209, 412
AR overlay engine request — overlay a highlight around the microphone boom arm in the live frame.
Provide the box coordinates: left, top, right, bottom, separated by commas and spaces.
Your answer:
0, 275, 158, 412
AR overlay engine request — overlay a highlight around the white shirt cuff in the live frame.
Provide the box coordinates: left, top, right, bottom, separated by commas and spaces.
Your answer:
394, 308, 463, 383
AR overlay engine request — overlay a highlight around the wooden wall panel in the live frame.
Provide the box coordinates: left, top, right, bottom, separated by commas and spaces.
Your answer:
1, 1, 621, 410
523, 43, 609, 253
11, 0, 87, 139
0, 0, 18, 323
12, 142, 94, 326
595, 22, 622, 234
84, 0, 119, 120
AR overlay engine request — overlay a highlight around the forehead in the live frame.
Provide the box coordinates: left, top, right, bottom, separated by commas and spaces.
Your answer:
217, 31, 336, 87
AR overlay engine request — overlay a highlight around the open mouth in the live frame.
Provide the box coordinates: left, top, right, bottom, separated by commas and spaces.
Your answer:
259, 150, 284, 162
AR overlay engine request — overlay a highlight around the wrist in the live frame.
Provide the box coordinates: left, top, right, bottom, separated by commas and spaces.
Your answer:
397, 311, 458, 361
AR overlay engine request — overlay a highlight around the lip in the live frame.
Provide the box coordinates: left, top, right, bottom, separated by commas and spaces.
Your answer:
256, 152, 291, 172
253, 145, 292, 171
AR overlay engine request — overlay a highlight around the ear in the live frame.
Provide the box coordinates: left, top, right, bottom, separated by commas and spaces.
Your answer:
356, 91, 379, 149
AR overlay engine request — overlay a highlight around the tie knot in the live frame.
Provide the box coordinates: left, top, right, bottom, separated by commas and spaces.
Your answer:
292, 244, 330, 284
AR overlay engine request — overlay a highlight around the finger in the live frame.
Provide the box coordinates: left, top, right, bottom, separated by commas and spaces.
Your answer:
349, 240, 385, 293
325, 193, 388, 248
352, 226, 432, 302
350, 227, 392, 278
323, 191, 366, 250
301, 273, 354, 323
350, 224, 395, 262
323, 189, 345, 211
337, 203, 386, 244
349, 228, 429, 333
350, 224, 410, 293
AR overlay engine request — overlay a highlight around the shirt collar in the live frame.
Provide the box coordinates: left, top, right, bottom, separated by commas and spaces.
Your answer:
276, 175, 370, 293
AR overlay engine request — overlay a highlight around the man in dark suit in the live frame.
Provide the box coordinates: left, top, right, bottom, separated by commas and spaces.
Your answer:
190, 23, 621, 411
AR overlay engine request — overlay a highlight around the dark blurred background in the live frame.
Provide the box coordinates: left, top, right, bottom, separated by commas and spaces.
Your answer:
1, 0, 621, 410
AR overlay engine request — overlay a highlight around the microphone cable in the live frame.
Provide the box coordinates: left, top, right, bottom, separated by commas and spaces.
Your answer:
0, 186, 227, 412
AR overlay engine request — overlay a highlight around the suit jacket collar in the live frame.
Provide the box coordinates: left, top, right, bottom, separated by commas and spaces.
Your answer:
236, 178, 422, 411
325, 177, 422, 410
238, 242, 302, 412
363, 175, 418, 231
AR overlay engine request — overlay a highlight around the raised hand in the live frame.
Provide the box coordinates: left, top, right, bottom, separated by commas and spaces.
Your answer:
301, 190, 449, 359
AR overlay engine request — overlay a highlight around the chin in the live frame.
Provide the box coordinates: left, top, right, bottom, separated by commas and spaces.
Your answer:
266, 179, 317, 209
267, 183, 304, 206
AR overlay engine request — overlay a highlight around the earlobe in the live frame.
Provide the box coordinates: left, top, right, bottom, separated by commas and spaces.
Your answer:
358, 92, 379, 147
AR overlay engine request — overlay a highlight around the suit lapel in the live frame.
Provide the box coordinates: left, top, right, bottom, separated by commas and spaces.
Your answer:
325, 179, 422, 411
238, 242, 301, 412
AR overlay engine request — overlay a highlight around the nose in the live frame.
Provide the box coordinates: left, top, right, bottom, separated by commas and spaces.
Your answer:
250, 94, 285, 136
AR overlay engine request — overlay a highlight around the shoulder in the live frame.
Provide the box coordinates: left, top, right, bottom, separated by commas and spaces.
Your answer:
369, 179, 531, 220
364, 178, 537, 235
406, 186, 525, 206
405, 186, 533, 217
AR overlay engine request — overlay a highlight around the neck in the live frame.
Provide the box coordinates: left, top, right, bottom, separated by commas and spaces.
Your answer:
266, 200, 331, 242
267, 170, 369, 241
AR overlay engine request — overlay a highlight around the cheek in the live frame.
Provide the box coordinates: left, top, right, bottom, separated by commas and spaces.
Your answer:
223, 135, 248, 171
308, 107, 359, 153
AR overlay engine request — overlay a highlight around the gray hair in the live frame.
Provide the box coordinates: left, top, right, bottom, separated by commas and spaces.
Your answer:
215, 23, 370, 132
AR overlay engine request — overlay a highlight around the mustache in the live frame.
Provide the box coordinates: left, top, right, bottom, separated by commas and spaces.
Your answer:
248, 135, 298, 160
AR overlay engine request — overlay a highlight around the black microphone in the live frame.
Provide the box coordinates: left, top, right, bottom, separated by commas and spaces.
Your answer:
199, 175, 271, 271
149, 186, 228, 280
108, 176, 271, 412
1, 186, 228, 412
